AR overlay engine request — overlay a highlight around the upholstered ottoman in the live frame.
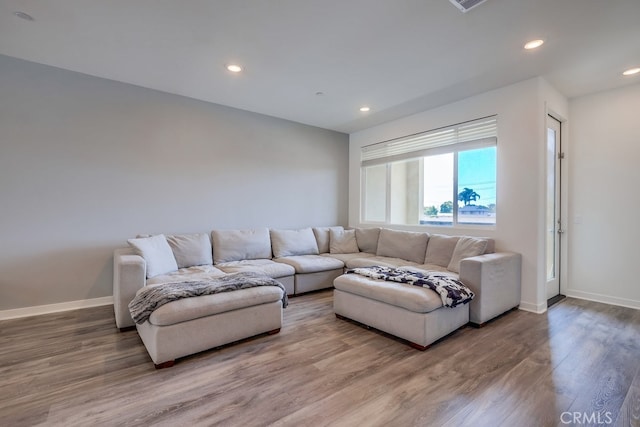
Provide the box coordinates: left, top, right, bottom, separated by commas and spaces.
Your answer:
333, 273, 469, 349
135, 285, 284, 368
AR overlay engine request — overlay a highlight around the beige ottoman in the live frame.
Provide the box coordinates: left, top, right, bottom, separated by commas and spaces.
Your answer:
136, 286, 284, 368
333, 273, 469, 349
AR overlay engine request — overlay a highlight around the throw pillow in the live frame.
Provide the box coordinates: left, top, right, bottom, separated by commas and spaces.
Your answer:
329, 229, 359, 254
447, 237, 488, 273
270, 228, 320, 258
166, 233, 213, 269
127, 234, 178, 278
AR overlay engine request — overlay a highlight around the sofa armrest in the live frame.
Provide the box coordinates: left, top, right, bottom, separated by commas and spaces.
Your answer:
113, 248, 146, 329
459, 252, 522, 325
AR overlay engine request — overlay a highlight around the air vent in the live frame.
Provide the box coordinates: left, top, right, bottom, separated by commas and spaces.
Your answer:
448, 0, 488, 13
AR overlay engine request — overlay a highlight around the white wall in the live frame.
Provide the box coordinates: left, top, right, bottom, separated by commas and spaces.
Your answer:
566, 83, 640, 309
0, 55, 349, 312
350, 77, 568, 313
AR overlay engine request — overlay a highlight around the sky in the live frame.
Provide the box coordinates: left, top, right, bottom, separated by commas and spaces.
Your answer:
423, 146, 496, 210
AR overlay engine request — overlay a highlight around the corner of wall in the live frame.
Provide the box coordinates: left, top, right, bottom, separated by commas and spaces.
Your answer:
518, 299, 548, 314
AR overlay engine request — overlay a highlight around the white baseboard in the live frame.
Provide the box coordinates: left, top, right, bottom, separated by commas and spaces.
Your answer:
518, 300, 547, 314
0, 296, 114, 321
564, 289, 640, 310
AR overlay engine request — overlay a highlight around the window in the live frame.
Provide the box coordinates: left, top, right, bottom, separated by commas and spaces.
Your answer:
422, 153, 454, 226
363, 164, 386, 222
361, 116, 497, 227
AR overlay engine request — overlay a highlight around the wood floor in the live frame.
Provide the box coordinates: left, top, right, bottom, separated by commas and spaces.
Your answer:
1, 292, 639, 427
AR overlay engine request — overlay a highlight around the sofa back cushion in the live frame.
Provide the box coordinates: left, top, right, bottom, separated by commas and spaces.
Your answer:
484, 239, 495, 254
166, 233, 213, 269
329, 228, 360, 254
270, 228, 320, 258
128, 234, 178, 278
355, 228, 381, 254
447, 237, 489, 273
313, 226, 344, 253
376, 229, 429, 264
424, 234, 460, 267
211, 228, 272, 264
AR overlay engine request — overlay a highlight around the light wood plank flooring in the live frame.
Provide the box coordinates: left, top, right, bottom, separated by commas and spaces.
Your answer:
1, 292, 639, 426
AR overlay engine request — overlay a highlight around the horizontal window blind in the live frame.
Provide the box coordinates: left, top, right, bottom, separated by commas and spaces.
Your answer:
361, 116, 497, 166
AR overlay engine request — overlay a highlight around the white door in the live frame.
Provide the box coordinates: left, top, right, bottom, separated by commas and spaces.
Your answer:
545, 115, 562, 299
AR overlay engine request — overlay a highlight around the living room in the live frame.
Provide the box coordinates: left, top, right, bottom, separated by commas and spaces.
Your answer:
1, 1, 639, 425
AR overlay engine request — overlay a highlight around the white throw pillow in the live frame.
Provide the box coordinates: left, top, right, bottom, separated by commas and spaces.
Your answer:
447, 237, 488, 273
166, 233, 213, 269
127, 234, 178, 278
329, 229, 359, 254
270, 228, 319, 258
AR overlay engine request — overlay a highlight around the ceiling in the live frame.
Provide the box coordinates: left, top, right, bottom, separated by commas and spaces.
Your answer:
1, 0, 639, 133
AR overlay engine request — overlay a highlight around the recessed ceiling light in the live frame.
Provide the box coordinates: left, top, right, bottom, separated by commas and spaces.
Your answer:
524, 39, 544, 50
622, 67, 640, 76
226, 64, 243, 73
13, 11, 35, 21
359, 106, 371, 112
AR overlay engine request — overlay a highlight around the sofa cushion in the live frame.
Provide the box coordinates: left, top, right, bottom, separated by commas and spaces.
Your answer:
334, 273, 443, 314
166, 233, 213, 269
345, 256, 423, 270
215, 259, 295, 278
312, 226, 344, 253
148, 286, 284, 326
128, 235, 178, 278
416, 263, 452, 274
321, 252, 376, 264
424, 234, 460, 267
330, 229, 359, 254
447, 237, 489, 273
211, 228, 272, 264
483, 239, 495, 254
355, 228, 381, 254
376, 229, 429, 264
274, 255, 344, 274
271, 228, 319, 257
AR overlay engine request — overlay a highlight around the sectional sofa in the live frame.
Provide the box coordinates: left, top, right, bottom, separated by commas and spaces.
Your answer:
114, 226, 521, 367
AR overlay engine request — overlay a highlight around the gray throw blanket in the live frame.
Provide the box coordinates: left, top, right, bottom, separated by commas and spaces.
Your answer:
346, 266, 474, 308
128, 272, 288, 324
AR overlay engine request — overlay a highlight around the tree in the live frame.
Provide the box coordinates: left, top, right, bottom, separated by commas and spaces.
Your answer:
439, 201, 453, 213
458, 188, 480, 206
424, 205, 438, 216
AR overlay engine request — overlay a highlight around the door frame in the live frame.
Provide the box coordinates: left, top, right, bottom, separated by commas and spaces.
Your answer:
545, 114, 562, 300
545, 109, 569, 305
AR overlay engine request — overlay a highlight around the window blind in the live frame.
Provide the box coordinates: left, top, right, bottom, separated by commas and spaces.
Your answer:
361, 116, 497, 166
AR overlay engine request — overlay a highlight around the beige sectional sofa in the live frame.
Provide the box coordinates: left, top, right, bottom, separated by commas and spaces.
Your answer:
113, 226, 521, 367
